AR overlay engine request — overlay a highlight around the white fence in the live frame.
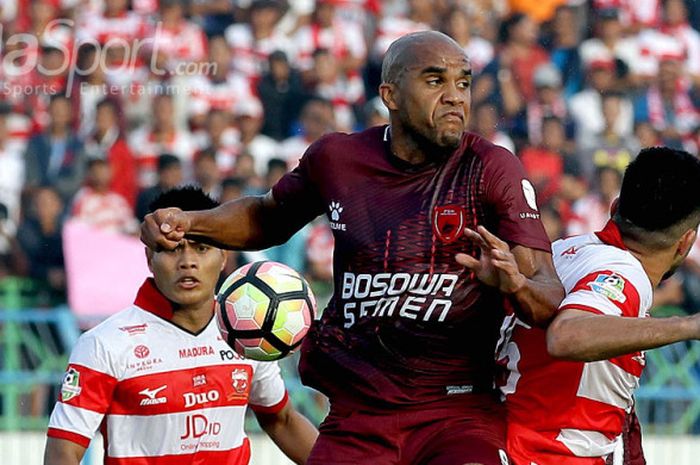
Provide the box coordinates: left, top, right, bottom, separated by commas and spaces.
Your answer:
3, 432, 700, 465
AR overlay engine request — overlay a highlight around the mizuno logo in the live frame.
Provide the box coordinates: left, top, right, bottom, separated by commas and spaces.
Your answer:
139, 385, 167, 399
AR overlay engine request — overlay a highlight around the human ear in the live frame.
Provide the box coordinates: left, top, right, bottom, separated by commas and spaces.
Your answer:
379, 83, 399, 112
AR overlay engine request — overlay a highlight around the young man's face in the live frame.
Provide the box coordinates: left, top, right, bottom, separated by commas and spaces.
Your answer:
147, 240, 225, 310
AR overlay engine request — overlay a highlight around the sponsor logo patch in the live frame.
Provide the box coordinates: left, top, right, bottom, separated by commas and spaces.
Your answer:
119, 323, 148, 336
61, 367, 82, 402
588, 273, 627, 303
139, 385, 167, 406
329, 201, 346, 231
134, 344, 150, 359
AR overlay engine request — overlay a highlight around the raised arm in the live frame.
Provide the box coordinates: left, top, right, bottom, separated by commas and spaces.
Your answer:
141, 192, 314, 251
457, 225, 564, 327
254, 401, 319, 465
547, 308, 700, 362
44, 437, 87, 465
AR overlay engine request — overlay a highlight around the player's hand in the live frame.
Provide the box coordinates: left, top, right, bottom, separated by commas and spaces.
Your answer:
455, 225, 526, 294
140, 207, 192, 251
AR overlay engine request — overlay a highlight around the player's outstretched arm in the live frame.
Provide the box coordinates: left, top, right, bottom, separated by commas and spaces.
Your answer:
141, 192, 307, 251
456, 225, 564, 326
547, 308, 700, 361
43, 437, 87, 465
254, 402, 319, 465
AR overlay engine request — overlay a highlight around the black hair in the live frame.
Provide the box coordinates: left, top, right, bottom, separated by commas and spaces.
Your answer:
86, 158, 109, 170
149, 185, 219, 214
312, 47, 331, 60
222, 177, 246, 190
615, 147, 700, 247
96, 98, 118, 112
266, 157, 288, 173
157, 154, 181, 172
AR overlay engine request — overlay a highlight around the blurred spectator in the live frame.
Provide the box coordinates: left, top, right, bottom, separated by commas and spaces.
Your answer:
507, 0, 566, 24
235, 98, 280, 176
225, 0, 295, 81
549, 5, 584, 97
257, 50, 309, 140
308, 48, 364, 131
220, 176, 247, 202
193, 108, 240, 176
579, 8, 640, 83
0, 203, 27, 279
472, 101, 515, 153
70, 159, 138, 234
135, 154, 183, 221
661, 0, 700, 86
519, 116, 566, 205
294, 0, 367, 75
567, 166, 622, 236
75, 0, 147, 45
634, 53, 700, 149
71, 45, 114, 139
232, 152, 264, 190
0, 104, 25, 225
148, 0, 208, 70
634, 121, 663, 148
129, 94, 196, 188
17, 186, 67, 306
306, 219, 334, 283
569, 57, 634, 148
591, 0, 661, 31
83, 99, 138, 207
187, 35, 254, 128
24, 94, 86, 203
512, 62, 572, 147
363, 96, 390, 128
540, 203, 564, 242
441, 5, 494, 74
279, 97, 335, 168
497, 13, 550, 104
190, 0, 236, 37
193, 150, 223, 199
578, 92, 637, 179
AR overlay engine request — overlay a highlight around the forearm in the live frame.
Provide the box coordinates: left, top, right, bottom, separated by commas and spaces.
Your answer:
547, 312, 698, 361
509, 273, 566, 327
261, 411, 318, 464
187, 195, 294, 250
44, 438, 86, 465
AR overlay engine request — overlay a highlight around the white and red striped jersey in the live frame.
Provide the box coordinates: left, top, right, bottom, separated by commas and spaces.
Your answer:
372, 16, 431, 58
70, 188, 137, 234
47, 279, 288, 465
146, 20, 208, 68
313, 74, 364, 131
186, 73, 255, 117
76, 10, 147, 45
127, 127, 196, 187
224, 24, 296, 81
593, 0, 660, 28
499, 220, 653, 465
293, 20, 366, 71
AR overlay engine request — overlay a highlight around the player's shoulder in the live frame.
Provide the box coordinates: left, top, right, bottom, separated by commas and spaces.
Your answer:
305, 126, 385, 162
462, 132, 517, 163
78, 306, 150, 349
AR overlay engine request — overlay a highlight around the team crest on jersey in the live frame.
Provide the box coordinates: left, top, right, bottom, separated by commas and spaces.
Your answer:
588, 273, 627, 303
61, 367, 82, 402
432, 205, 466, 243
231, 368, 249, 396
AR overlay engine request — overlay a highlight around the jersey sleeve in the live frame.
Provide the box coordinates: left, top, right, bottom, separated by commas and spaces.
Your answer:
47, 331, 119, 447
248, 361, 288, 414
559, 269, 645, 318
271, 137, 327, 226
482, 146, 551, 252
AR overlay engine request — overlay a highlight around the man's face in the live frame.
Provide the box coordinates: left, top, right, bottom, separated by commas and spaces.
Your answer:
391, 41, 472, 151
148, 240, 225, 309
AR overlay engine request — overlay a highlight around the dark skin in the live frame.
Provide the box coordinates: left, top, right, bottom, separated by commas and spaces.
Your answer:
141, 32, 563, 328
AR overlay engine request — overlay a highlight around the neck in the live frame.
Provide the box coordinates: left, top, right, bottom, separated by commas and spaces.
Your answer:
388, 124, 452, 165
624, 240, 674, 288
51, 126, 68, 138
170, 302, 214, 333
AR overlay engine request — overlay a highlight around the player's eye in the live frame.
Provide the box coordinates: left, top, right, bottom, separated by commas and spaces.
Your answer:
457, 79, 471, 89
426, 77, 441, 86
197, 245, 210, 253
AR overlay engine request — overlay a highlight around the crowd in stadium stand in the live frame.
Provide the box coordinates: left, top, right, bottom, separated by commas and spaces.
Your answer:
0, 0, 700, 316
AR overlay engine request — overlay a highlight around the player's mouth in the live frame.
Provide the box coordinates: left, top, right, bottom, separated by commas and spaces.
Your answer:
440, 111, 464, 123
176, 276, 200, 290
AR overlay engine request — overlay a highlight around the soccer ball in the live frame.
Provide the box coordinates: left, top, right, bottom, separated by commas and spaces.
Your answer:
216, 261, 316, 361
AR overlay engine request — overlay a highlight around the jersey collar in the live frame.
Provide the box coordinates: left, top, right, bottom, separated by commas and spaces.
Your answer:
134, 278, 175, 320
595, 220, 627, 250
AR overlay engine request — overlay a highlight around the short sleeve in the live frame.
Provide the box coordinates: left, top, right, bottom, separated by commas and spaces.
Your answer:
483, 147, 551, 252
47, 332, 119, 447
248, 361, 288, 414
271, 138, 327, 224
559, 269, 643, 318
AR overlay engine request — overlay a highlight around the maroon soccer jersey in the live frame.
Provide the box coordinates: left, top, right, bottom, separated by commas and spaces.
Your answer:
272, 125, 550, 408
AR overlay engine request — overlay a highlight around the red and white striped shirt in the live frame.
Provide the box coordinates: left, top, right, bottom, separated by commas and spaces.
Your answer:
293, 20, 366, 71
224, 24, 296, 81
128, 127, 196, 187
500, 221, 653, 465
48, 279, 288, 465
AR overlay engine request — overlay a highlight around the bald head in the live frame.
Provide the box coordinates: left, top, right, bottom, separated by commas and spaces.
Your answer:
381, 31, 467, 84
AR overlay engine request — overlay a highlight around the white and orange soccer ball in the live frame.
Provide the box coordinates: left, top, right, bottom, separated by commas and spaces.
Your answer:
216, 261, 316, 361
